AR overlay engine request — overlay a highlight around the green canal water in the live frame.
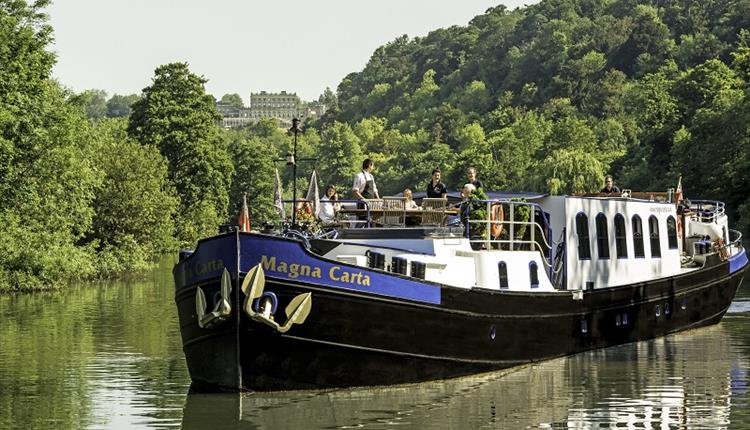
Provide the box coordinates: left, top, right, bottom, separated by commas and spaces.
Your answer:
1, 256, 749, 429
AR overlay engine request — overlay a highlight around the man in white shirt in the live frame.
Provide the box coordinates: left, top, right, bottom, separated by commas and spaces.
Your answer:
352, 159, 379, 226
352, 158, 379, 200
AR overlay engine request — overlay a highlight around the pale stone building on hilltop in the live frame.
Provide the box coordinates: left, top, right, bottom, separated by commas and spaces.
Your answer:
217, 90, 327, 128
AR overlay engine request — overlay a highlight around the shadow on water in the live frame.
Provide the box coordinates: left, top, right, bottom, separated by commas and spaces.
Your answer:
0, 255, 749, 429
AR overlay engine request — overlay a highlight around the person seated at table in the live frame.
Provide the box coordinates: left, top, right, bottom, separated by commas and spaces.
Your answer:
318, 184, 341, 224
460, 183, 476, 201
425, 167, 447, 198
403, 188, 419, 210
459, 183, 477, 239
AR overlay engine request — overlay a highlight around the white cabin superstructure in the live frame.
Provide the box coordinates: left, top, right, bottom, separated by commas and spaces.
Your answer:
553, 196, 682, 290
311, 192, 739, 295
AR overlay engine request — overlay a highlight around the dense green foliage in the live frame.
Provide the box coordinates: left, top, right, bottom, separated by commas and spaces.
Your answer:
0, 2, 202, 290
1, 0, 749, 291
128, 62, 234, 246
220, 93, 244, 108
308, 0, 750, 230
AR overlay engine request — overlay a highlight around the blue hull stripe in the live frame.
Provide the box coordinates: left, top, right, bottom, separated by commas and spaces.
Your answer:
730, 249, 748, 274
239, 235, 441, 305
173, 235, 237, 289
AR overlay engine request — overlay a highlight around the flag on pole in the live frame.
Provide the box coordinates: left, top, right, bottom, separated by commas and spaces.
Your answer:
675, 175, 684, 238
305, 169, 320, 218
274, 168, 286, 220
237, 193, 251, 232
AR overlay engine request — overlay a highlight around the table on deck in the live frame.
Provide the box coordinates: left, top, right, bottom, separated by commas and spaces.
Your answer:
337, 207, 459, 227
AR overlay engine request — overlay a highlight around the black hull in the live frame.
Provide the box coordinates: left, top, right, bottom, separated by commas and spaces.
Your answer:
175, 233, 747, 391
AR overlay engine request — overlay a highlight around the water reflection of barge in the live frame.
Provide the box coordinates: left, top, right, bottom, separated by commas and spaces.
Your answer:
174, 191, 747, 391
180, 325, 744, 428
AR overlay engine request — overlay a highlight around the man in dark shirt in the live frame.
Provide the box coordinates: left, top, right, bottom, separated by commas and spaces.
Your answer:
601, 175, 620, 194
426, 167, 447, 198
467, 167, 483, 189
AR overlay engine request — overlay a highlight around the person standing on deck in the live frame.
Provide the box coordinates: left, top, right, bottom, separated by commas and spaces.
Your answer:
352, 159, 379, 226
425, 167, 447, 198
601, 174, 620, 194
467, 167, 483, 189
352, 158, 379, 201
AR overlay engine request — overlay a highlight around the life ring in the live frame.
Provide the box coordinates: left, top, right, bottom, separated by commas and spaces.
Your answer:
490, 204, 504, 237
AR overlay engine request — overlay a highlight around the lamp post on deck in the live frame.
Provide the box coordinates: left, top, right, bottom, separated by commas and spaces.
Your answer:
289, 118, 300, 226
281, 117, 316, 228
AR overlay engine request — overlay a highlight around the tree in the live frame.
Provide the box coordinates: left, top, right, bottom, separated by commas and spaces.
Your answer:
106, 94, 140, 118
226, 130, 279, 226
128, 62, 234, 245
673, 59, 743, 119
0, 0, 105, 290
69, 89, 108, 119
86, 119, 178, 274
220, 93, 244, 108
318, 87, 339, 111
317, 122, 363, 192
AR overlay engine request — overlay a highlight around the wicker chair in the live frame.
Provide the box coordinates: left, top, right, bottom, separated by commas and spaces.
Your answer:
421, 198, 448, 226
362, 199, 383, 227
381, 197, 406, 227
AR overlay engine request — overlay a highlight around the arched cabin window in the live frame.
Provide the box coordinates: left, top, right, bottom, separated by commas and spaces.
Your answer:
595, 213, 610, 259
529, 262, 539, 289
576, 213, 591, 260
498, 262, 509, 290
614, 214, 627, 258
649, 215, 661, 258
667, 216, 678, 249
632, 215, 644, 258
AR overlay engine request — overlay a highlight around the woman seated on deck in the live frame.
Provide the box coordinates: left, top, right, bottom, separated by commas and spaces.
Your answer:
403, 188, 420, 210
318, 184, 341, 225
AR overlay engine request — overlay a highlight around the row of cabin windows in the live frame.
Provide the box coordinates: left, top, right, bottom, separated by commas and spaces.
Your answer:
576, 213, 678, 260
497, 261, 539, 289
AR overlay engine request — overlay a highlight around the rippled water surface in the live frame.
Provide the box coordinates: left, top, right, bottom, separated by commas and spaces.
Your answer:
1, 257, 749, 429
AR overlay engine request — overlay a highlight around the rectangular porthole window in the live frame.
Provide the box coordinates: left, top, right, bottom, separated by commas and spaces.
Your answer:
649, 215, 661, 258
665, 303, 671, 315
576, 213, 591, 260
581, 319, 588, 334
614, 214, 628, 259
655, 304, 661, 317
615, 314, 621, 326
498, 262, 509, 290
529, 262, 539, 289
632, 215, 645, 258
622, 313, 628, 325
596, 213, 610, 259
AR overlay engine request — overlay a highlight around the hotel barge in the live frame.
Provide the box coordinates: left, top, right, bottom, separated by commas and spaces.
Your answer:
174, 192, 748, 391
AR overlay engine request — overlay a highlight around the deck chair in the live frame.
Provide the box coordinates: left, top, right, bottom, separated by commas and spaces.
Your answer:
381, 197, 406, 227
421, 198, 448, 226
362, 199, 383, 227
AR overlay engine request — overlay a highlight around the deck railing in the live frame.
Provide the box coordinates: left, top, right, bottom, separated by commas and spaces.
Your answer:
687, 200, 725, 223
465, 200, 562, 277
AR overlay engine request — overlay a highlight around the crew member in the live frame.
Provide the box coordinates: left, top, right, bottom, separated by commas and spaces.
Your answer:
425, 167, 447, 198
467, 167, 483, 189
352, 159, 379, 226
352, 158, 379, 200
601, 174, 620, 194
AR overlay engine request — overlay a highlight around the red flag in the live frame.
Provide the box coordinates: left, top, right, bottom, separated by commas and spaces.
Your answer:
238, 193, 251, 232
